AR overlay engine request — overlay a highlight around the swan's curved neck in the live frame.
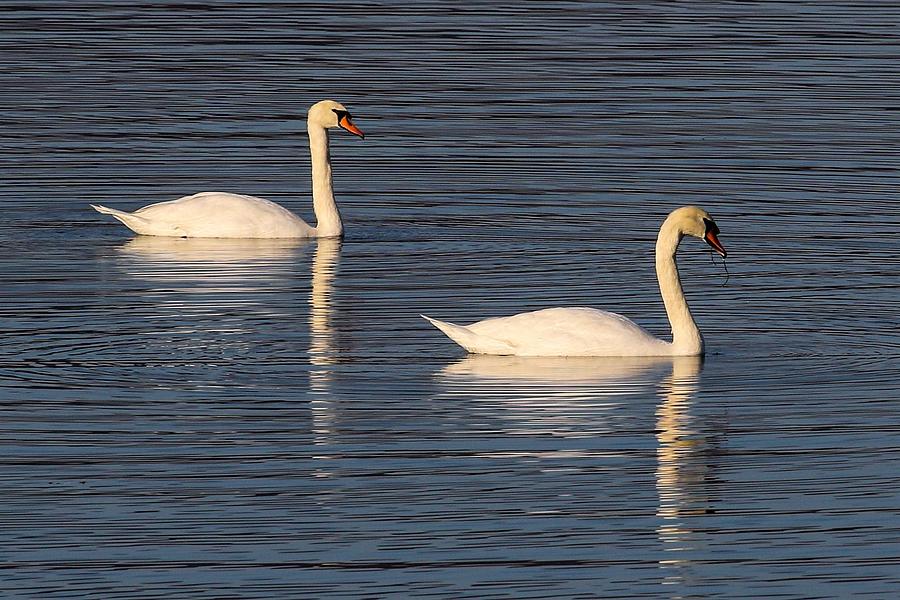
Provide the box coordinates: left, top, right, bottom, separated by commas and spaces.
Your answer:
655, 224, 702, 355
308, 123, 343, 237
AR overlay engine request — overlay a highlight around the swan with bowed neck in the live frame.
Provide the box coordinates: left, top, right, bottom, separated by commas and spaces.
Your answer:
91, 100, 364, 238
423, 206, 727, 357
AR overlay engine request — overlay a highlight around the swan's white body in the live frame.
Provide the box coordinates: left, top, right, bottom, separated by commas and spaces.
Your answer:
91, 100, 363, 239
424, 206, 727, 357
424, 307, 670, 357
93, 192, 316, 238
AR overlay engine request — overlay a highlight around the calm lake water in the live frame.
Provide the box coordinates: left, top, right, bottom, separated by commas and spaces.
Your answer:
1, 1, 899, 598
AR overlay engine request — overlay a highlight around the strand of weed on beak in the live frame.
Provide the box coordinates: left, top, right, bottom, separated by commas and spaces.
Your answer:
709, 249, 730, 286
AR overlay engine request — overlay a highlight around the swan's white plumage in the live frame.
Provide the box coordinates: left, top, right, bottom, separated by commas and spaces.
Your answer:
91, 100, 362, 239
424, 206, 727, 357
424, 308, 669, 357
92, 192, 314, 238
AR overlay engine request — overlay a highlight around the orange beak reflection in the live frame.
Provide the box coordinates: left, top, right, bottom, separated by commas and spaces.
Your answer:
704, 230, 727, 258
339, 115, 365, 138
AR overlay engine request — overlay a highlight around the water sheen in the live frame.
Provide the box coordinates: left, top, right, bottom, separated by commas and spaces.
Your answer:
1, 2, 899, 598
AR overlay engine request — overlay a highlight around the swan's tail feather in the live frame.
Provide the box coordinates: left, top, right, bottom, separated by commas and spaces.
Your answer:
421, 315, 515, 355
90, 204, 173, 236
91, 204, 136, 218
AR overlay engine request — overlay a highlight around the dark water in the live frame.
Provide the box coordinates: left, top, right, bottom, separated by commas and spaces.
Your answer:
1, 1, 899, 598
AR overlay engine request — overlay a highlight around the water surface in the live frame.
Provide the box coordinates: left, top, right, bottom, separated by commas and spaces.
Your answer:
1, 1, 899, 598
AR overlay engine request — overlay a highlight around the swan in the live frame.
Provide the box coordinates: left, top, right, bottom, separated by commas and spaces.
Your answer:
90, 99, 364, 238
423, 205, 727, 357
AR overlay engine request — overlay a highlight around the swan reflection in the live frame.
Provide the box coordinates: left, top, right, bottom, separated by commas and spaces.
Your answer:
308, 238, 341, 369
438, 355, 674, 438
655, 356, 718, 585
440, 352, 719, 584
112, 235, 309, 363
308, 239, 341, 450
118, 236, 309, 286
120, 235, 310, 260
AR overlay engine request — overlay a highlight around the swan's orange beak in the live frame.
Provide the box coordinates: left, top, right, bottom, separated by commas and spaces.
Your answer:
339, 115, 365, 139
704, 230, 727, 258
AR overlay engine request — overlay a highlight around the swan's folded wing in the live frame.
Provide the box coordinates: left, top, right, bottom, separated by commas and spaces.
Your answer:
132, 192, 314, 238
467, 307, 668, 357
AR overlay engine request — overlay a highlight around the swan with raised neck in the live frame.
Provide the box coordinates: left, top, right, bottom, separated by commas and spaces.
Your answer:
90, 99, 364, 238
423, 206, 727, 357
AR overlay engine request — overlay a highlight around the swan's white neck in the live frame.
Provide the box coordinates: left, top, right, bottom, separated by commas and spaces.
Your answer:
308, 122, 343, 238
655, 223, 703, 355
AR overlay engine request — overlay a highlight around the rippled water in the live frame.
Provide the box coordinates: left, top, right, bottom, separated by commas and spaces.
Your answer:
1, 1, 899, 598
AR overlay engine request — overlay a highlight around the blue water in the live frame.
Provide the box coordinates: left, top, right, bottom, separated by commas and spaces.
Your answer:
1, 1, 898, 598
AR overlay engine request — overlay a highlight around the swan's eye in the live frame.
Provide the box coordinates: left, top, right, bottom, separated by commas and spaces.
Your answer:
703, 217, 719, 235
332, 109, 350, 120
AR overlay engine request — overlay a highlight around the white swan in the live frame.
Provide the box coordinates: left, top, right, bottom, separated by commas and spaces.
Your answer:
90, 99, 364, 238
423, 205, 727, 357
